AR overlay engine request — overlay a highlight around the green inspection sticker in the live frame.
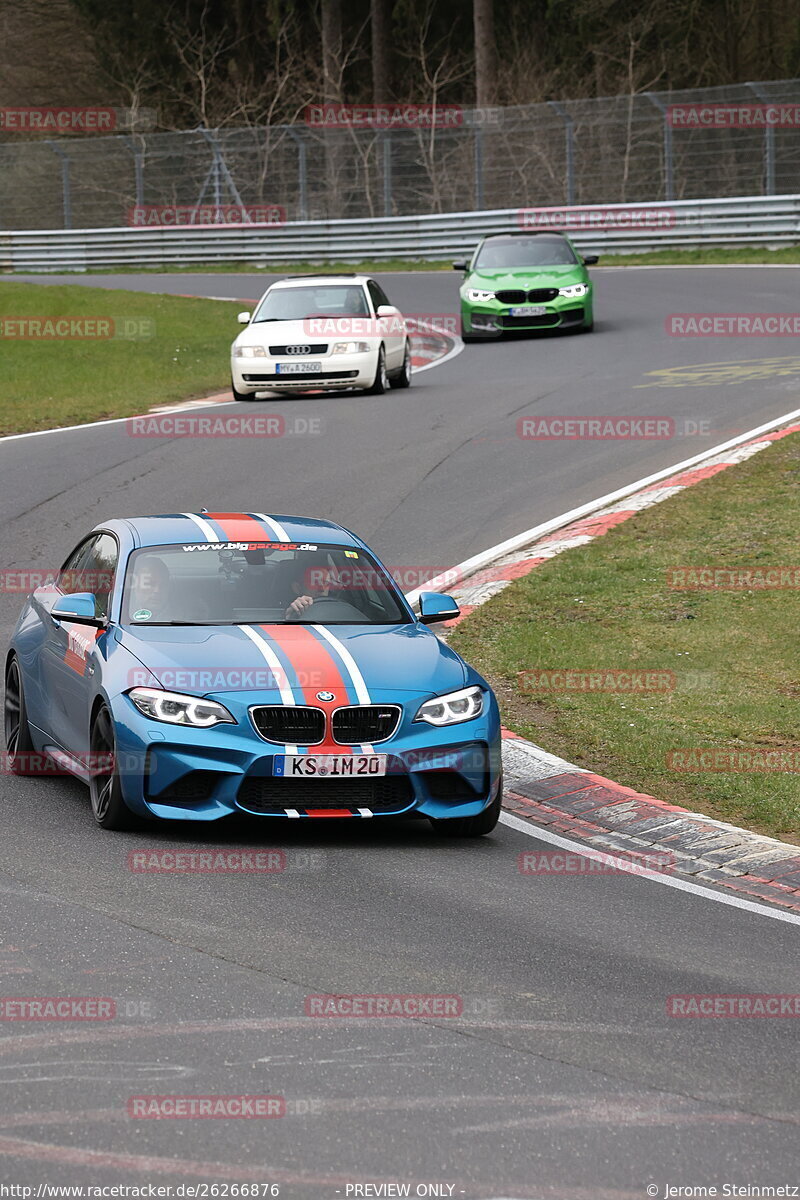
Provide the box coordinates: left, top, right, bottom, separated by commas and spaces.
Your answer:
133, 609, 152, 621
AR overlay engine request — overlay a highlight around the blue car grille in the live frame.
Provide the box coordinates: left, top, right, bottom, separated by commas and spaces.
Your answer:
331, 705, 401, 744
251, 705, 401, 746
236, 774, 415, 815
251, 706, 325, 744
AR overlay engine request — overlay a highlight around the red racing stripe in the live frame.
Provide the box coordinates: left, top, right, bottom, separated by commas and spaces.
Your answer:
304, 810, 355, 818
203, 513, 275, 542
261, 624, 353, 752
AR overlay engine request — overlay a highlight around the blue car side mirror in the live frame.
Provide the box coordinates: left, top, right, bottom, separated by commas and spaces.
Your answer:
52, 592, 103, 626
418, 592, 460, 624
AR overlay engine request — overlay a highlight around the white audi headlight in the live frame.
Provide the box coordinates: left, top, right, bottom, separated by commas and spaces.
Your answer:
128, 687, 235, 728
236, 345, 268, 358
414, 685, 484, 727
558, 283, 589, 298
332, 341, 370, 354
465, 288, 495, 302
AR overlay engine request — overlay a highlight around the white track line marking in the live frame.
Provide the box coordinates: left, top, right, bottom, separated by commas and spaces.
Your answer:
406, 404, 800, 601
500, 812, 800, 928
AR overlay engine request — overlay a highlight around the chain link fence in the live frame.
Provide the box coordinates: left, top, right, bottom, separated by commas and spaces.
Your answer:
1, 79, 800, 231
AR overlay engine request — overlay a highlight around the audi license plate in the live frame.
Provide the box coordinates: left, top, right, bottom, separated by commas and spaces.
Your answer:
274, 754, 387, 777
509, 305, 546, 317
276, 361, 322, 374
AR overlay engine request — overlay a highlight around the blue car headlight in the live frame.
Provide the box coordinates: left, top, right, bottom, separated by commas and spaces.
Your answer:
558, 283, 589, 298
414, 686, 485, 727
128, 687, 236, 728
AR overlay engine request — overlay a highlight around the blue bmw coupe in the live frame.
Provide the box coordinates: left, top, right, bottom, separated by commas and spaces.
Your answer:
5, 512, 502, 834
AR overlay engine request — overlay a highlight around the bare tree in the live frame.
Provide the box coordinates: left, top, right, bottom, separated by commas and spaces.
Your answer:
473, 0, 497, 107
371, 0, 393, 102
321, 0, 344, 102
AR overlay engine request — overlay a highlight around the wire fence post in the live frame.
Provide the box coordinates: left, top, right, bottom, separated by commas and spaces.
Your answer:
644, 93, 674, 202
286, 128, 308, 220
125, 136, 145, 210
383, 133, 393, 217
474, 125, 484, 210
746, 82, 775, 195
46, 142, 72, 229
547, 101, 575, 206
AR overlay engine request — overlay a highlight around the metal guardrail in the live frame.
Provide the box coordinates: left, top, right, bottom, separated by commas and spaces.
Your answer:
2, 195, 798, 272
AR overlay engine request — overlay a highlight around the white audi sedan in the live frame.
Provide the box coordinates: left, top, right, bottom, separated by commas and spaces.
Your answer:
231, 275, 412, 399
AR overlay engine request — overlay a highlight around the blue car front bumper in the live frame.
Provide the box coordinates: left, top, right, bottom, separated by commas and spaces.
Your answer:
113, 691, 502, 821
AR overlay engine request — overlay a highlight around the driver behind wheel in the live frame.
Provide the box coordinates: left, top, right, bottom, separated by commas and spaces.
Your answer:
284, 563, 344, 620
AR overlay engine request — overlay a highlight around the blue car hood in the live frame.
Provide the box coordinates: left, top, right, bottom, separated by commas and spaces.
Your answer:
116, 622, 467, 703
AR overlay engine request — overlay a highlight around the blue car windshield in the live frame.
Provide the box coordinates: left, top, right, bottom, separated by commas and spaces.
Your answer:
474, 238, 577, 268
122, 543, 411, 627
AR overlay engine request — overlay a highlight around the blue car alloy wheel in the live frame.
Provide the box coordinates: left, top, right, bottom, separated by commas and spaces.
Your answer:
5, 511, 503, 836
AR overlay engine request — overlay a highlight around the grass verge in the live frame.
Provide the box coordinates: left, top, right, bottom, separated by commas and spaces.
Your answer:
450, 431, 800, 843
0, 281, 243, 435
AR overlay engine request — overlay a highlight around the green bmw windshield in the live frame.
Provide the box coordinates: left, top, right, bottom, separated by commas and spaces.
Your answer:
474, 238, 578, 269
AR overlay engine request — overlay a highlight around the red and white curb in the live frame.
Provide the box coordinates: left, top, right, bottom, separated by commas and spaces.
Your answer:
411, 412, 800, 914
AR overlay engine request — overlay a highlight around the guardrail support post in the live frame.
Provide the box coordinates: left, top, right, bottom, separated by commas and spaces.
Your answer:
46, 142, 73, 229
746, 82, 775, 195
644, 93, 674, 202
547, 101, 575, 206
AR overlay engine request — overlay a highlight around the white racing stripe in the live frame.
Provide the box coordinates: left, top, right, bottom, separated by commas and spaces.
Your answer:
240, 625, 298, 754
180, 512, 219, 542
312, 624, 375, 753
500, 812, 800, 928
250, 512, 291, 541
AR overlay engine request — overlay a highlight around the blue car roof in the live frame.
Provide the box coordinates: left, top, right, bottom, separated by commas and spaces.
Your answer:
105, 513, 362, 550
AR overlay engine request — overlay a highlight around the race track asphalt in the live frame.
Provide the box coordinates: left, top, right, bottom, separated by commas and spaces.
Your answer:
1, 267, 799, 1197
